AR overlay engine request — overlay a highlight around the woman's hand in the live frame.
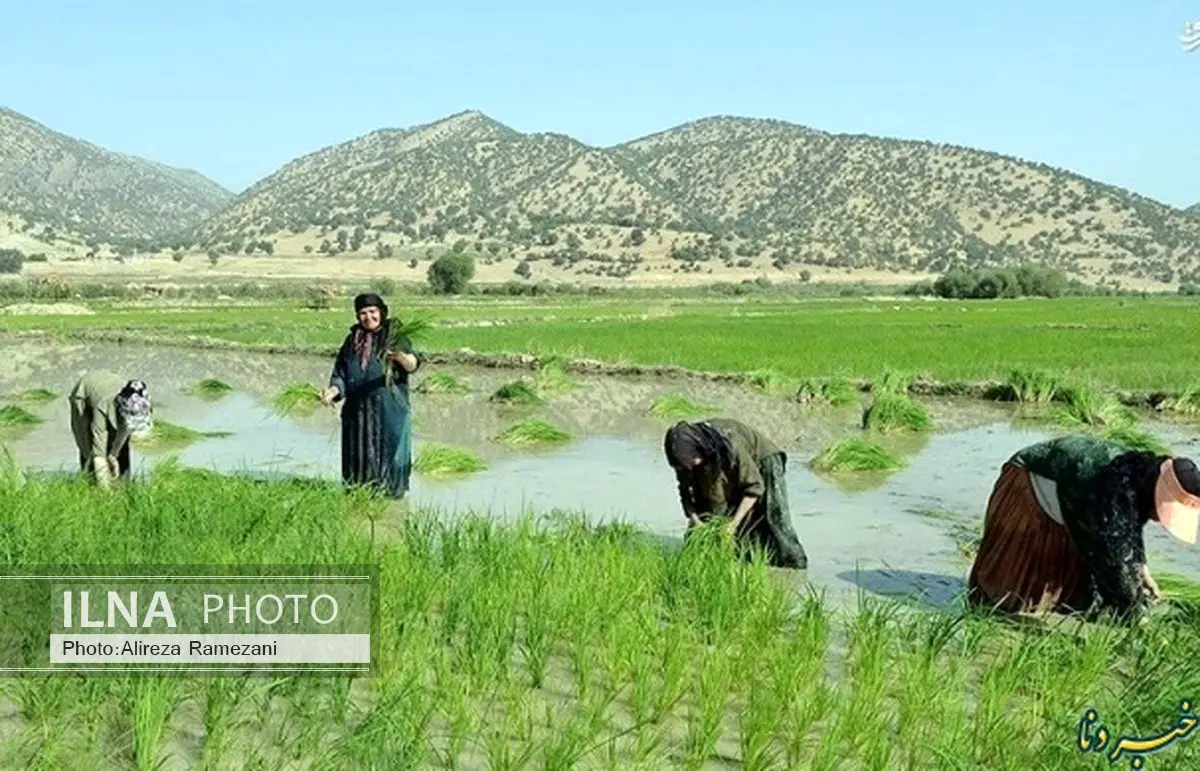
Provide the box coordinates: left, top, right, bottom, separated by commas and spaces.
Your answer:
386, 350, 418, 372
318, 386, 339, 406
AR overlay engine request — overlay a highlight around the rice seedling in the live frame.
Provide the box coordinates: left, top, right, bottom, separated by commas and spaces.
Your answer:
1101, 424, 1171, 455
1004, 368, 1063, 403
796, 377, 860, 407
535, 355, 581, 395
810, 436, 906, 473
2, 387, 57, 404
133, 419, 233, 447
873, 368, 915, 396
271, 382, 324, 417
1156, 571, 1200, 606
1051, 383, 1136, 429
187, 378, 234, 399
647, 392, 718, 422
414, 372, 471, 394
130, 678, 178, 771
414, 443, 488, 477
861, 392, 933, 433
746, 368, 796, 397
1161, 383, 1200, 417
489, 379, 544, 406
495, 418, 571, 447
0, 405, 42, 426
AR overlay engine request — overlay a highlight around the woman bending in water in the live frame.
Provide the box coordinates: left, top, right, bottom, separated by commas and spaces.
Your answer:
664, 418, 808, 569
968, 434, 1200, 621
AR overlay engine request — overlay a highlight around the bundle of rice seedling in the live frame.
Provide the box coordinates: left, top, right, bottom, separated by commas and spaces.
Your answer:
535, 357, 580, 395
414, 373, 471, 394
1160, 383, 1200, 417
1052, 385, 1135, 429
1101, 425, 1171, 456
188, 379, 235, 400
3, 387, 57, 404
648, 393, 717, 422
414, 444, 488, 477
272, 383, 324, 417
489, 380, 544, 406
0, 405, 42, 427
134, 421, 233, 447
810, 436, 906, 473
796, 377, 859, 407
1004, 368, 1062, 404
495, 419, 571, 447
862, 393, 933, 433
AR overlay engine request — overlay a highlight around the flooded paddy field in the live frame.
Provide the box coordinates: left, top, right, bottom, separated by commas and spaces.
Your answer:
4, 337, 1200, 611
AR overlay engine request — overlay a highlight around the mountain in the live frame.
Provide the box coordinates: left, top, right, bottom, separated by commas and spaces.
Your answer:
189, 111, 1200, 286
1187, 203, 1200, 218
0, 107, 233, 252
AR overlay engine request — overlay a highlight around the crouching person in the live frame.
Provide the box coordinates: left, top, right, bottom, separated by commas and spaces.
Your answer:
68, 372, 153, 487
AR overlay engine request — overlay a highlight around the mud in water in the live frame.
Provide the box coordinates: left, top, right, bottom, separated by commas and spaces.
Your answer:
3, 338, 1199, 610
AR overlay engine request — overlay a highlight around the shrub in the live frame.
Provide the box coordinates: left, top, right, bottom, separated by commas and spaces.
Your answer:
427, 252, 475, 294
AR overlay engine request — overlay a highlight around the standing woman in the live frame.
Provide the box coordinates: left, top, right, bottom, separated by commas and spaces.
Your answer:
664, 418, 808, 569
968, 434, 1200, 621
319, 293, 422, 500
68, 372, 153, 487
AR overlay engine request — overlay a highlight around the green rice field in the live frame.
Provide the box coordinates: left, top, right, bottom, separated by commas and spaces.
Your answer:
3, 292, 1200, 768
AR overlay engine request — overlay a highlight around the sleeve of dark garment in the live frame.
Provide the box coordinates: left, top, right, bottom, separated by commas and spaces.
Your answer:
731, 446, 766, 499
329, 337, 350, 400
1063, 459, 1150, 621
675, 468, 697, 517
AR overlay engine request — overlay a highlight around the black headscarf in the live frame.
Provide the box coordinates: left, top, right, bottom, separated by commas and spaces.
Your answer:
354, 292, 388, 317
664, 420, 732, 472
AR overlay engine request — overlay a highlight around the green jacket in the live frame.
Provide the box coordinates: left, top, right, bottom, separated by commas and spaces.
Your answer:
675, 418, 785, 518
69, 370, 130, 460
1010, 434, 1158, 618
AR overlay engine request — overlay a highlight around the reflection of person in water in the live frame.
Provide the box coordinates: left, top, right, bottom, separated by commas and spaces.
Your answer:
68, 371, 153, 487
968, 434, 1200, 621
664, 418, 808, 569
319, 293, 421, 500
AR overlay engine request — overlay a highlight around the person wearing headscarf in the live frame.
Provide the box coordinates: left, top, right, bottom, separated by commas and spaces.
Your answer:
68, 371, 153, 487
967, 434, 1200, 622
319, 292, 422, 500
664, 417, 808, 569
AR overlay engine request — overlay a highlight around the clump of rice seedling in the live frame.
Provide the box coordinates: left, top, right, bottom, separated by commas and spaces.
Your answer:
391, 311, 436, 341
1160, 383, 1200, 416
495, 419, 571, 447
4, 387, 57, 404
414, 443, 487, 477
746, 369, 796, 396
1004, 368, 1062, 404
187, 378, 234, 399
1052, 384, 1135, 429
535, 356, 580, 395
134, 420, 233, 446
272, 382, 323, 417
810, 437, 906, 473
0, 405, 42, 426
489, 379, 543, 406
873, 368, 914, 396
796, 377, 859, 407
414, 373, 470, 394
648, 392, 717, 422
1157, 571, 1200, 606
1101, 425, 1171, 456
862, 392, 933, 433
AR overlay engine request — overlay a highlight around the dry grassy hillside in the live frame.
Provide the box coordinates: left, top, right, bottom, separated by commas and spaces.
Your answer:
185, 111, 1200, 288
0, 108, 232, 253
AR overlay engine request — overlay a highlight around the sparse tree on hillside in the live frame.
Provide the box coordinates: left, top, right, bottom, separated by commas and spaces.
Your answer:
0, 249, 26, 274
428, 251, 475, 294
515, 260, 532, 279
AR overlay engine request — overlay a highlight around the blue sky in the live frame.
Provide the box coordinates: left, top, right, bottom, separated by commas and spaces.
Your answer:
1, 1, 1197, 207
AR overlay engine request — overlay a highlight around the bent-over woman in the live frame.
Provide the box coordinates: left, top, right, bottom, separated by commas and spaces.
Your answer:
68, 371, 153, 487
320, 293, 422, 499
664, 418, 808, 569
968, 434, 1200, 621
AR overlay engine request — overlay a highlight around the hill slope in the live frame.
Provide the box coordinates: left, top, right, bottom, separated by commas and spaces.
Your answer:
0, 107, 233, 251
1187, 203, 1200, 218
189, 111, 1200, 286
